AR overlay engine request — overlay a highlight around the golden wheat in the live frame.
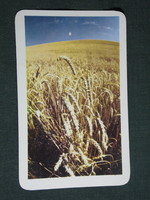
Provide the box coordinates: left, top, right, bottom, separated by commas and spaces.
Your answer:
57, 56, 76, 75
27, 40, 121, 178
63, 97, 79, 132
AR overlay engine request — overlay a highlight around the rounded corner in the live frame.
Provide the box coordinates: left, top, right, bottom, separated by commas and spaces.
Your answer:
121, 171, 131, 186
15, 10, 28, 25
118, 11, 126, 23
15, 10, 24, 19
110, 10, 126, 22
19, 177, 31, 191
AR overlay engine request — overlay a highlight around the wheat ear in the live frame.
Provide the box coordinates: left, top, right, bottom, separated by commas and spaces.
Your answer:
54, 155, 63, 172
57, 56, 76, 75
63, 97, 79, 132
64, 165, 75, 176
77, 147, 89, 166
88, 138, 103, 156
65, 92, 80, 112
62, 115, 73, 137
85, 115, 93, 136
97, 118, 109, 151
81, 77, 91, 106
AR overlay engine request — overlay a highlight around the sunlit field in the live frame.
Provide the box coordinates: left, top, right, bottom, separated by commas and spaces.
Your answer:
26, 40, 121, 178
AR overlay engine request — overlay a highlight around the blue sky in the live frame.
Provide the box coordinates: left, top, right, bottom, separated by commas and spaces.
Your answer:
25, 16, 119, 46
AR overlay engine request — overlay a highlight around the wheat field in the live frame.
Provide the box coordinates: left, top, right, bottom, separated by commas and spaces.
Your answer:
26, 40, 121, 178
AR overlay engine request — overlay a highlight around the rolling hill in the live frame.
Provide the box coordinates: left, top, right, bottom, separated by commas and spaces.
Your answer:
26, 40, 119, 61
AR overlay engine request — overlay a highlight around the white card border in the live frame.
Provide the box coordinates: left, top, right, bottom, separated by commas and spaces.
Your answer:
15, 10, 130, 190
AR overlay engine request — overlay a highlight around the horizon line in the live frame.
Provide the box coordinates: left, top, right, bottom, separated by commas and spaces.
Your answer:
26, 39, 119, 47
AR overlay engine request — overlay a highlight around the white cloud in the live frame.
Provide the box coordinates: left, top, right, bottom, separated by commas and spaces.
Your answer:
98, 26, 112, 30
82, 21, 97, 25
105, 26, 112, 30
82, 21, 112, 31
54, 19, 63, 23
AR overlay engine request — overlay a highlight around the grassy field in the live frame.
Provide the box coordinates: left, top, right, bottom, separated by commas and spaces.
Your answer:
26, 40, 121, 178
